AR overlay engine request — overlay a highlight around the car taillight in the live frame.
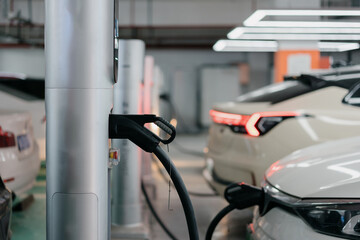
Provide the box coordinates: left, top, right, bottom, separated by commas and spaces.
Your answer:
210, 110, 300, 137
209, 110, 250, 126
0, 126, 16, 148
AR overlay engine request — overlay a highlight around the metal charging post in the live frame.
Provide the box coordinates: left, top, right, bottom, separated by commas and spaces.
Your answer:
45, 0, 114, 239
142, 56, 155, 179
111, 39, 147, 239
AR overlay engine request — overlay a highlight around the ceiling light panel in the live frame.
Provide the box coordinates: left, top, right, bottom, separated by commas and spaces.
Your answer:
228, 27, 360, 39
244, 9, 360, 28
213, 40, 278, 52
213, 40, 359, 52
235, 33, 360, 41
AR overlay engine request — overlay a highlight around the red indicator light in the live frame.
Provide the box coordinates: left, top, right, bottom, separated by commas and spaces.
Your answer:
109, 151, 118, 159
209, 110, 250, 126
3, 177, 15, 183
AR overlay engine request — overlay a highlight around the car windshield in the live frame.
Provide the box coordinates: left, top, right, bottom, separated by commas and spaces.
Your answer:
237, 67, 360, 104
236, 81, 312, 104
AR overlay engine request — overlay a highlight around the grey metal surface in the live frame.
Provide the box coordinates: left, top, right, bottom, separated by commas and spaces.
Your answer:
45, 0, 114, 239
52, 193, 98, 240
111, 40, 145, 227
45, 1, 114, 90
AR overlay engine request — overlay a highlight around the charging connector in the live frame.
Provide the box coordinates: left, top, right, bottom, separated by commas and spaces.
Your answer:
109, 114, 175, 152
225, 183, 264, 210
206, 183, 264, 240
109, 114, 199, 240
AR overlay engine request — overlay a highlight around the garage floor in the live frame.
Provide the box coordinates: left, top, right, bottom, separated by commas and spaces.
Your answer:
11, 133, 252, 240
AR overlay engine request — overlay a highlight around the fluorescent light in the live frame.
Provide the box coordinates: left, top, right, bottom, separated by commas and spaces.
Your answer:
228, 27, 360, 39
213, 40, 359, 52
318, 42, 359, 52
213, 40, 278, 52
244, 9, 360, 28
235, 33, 360, 41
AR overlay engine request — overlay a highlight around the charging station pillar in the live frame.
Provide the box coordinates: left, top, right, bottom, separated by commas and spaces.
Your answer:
142, 56, 155, 179
111, 39, 147, 238
45, 0, 114, 239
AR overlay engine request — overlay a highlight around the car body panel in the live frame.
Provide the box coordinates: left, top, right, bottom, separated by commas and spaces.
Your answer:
266, 135, 360, 198
213, 102, 270, 115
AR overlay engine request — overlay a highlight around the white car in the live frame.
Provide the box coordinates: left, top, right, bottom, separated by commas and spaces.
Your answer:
247, 134, 360, 240
0, 110, 40, 194
0, 72, 45, 160
204, 65, 360, 196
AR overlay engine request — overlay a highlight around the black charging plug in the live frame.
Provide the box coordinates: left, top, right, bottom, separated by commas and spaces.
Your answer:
224, 183, 264, 210
109, 114, 176, 153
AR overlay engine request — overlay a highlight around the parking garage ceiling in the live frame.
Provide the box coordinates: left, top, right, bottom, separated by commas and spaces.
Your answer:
0, 0, 359, 48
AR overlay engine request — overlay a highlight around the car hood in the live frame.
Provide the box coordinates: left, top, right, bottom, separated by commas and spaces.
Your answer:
265, 136, 360, 198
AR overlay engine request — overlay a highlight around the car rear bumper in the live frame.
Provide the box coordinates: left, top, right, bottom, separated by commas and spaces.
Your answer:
202, 163, 232, 197
1, 143, 40, 194
203, 155, 257, 196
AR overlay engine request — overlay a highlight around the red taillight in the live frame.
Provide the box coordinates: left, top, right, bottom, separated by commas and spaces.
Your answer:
209, 110, 250, 126
245, 113, 262, 137
246, 111, 300, 137
210, 110, 300, 137
0, 126, 16, 148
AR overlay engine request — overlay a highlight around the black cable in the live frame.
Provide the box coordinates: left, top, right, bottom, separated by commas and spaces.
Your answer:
141, 179, 178, 240
205, 204, 236, 240
152, 155, 218, 197
153, 146, 199, 240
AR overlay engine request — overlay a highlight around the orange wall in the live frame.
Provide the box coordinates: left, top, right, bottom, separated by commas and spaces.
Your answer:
274, 50, 320, 83
319, 56, 332, 69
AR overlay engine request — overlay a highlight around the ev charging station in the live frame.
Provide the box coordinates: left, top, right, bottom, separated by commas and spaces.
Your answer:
45, 0, 114, 239
45, 0, 199, 239
111, 39, 147, 238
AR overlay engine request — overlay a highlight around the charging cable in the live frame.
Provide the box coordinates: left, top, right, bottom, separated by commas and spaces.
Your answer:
109, 114, 199, 240
205, 183, 264, 240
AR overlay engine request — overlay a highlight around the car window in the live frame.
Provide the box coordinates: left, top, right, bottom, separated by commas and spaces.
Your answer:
322, 73, 360, 89
236, 81, 312, 104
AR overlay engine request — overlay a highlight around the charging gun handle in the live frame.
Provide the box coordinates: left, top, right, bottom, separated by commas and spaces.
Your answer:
109, 114, 176, 152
